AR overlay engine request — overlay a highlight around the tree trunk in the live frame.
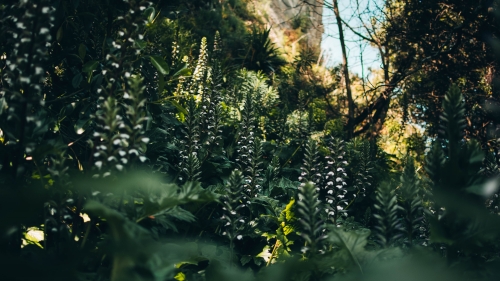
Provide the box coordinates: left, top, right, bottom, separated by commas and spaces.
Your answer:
333, 0, 355, 139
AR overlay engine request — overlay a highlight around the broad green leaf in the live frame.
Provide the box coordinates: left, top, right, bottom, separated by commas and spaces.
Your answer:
84, 200, 150, 242
78, 43, 86, 60
74, 117, 91, 135
72, 73, 83, 88
150, 55, 170, 75
240, 255, 252, 266
134, 40, 146, 50
24, 227, 44, 248
82, 60, 99, 73
169, 100, 188, 115
468, 179, 500, 198
56, 25, 63, 41
144, 7, 156, 23
328, 227, 371, 274
170, 64, 191, 79
138, 181, 216, 222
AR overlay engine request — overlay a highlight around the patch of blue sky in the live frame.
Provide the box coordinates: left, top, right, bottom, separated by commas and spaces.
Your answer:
321, 0, 381, 77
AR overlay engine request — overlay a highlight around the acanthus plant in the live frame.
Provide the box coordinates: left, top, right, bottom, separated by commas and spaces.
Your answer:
178, 96, 201, 183
220, 170, 249, 249
236, 90, 264, 198
298, 138, 322, 186
373, 181, 404, 248
398, 156, 425, 246
200, 32, 225, 158
176, 35, 226, 183
298, 137, 349, 225
0, 0, 57, 253
0, 0, 55, 179
90, 76, 149, 179
296, 181, 325, 256
322, 136, 349, 224
346, 139, 375, 203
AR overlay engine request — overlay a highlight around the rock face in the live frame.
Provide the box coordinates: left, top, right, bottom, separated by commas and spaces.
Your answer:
263, 0, 324, 52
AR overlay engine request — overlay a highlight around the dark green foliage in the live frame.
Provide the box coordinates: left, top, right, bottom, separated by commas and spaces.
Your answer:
236, 90, 263, 197
440, 84, 466, 145
424, 83, 500, 265
221, 170, 248, 245
179, 96, 202, 182
373, 182, 403, 247
240, 27, 286, 74
0, 0, 54, 179
2, 1, 500, 280
399, 157, 424, 246
322, 137, 349, 224
347, 139, 375, 203
481, 153, 500, 214
296, 182, 325, 255
425, 142, 446, 184
299, 138, 322, 185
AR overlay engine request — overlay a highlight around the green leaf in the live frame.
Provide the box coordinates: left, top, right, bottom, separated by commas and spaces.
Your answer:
134, 40, 146, 50
150, 56, 170, 75
78, 43, 86, 60
72, 73, 83, 88
84, 200, 150, 242
168, 100, 188, 115
82, 60, 99, 73
240, 255, 252, 266
152, 206, 196, 232
466, 178, 500, 197
74, 117, 91, 135
428, 215, 454, 245
170, 64, 191, 80
56, 25, 63, 42
137, 181, 216, 222
328, 227, 371, 274
144, 7, 156, 23
24, 227, 44, 248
